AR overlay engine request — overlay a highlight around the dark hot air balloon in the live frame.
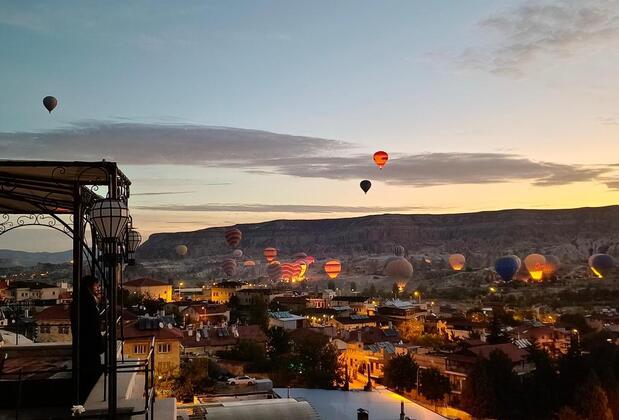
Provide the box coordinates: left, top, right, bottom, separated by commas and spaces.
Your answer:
360, 180, 371, 194
373, 151, 388, 169
222, 258, 237, 277
175, 245, 188, 257
385, 257, 413, 281
589, 254, 615, 278
225, 228, 242, 248
495, 256, 520, 282
43, 96, 57, 113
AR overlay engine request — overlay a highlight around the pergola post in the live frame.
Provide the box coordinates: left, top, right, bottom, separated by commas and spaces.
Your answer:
72, 185, 83, 405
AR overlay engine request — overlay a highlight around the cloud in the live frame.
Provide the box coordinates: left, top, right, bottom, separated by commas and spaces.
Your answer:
135, 203, 435, 214
460, 0, 619, 77
0, 121, 611, 187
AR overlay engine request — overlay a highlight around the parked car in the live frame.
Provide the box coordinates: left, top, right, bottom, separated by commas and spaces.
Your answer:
227, 375, 256, 385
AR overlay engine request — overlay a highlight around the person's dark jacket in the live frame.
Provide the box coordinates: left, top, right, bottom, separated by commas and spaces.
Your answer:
71, 288, 104, 368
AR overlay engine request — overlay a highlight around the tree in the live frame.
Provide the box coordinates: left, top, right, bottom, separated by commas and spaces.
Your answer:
572, 374, 613, 420
486, 314, 508, 344
397, 319, 424, 342
327, 281, 336, 290
170, 358, 215, 402
267, 327, 291, 357
248, 298, 269, 331
383, 354, 418, 393
217, 339, 267, 370
419, 368, 451, 409
556, 407, 584, 420
522, 346, 560, 419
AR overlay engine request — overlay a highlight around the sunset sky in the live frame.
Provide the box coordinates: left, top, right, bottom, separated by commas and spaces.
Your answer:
2, 0, 619, 251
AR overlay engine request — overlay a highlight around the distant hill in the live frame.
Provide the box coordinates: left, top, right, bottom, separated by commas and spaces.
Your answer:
136, 206, 619, 267
0, 249, 72, 267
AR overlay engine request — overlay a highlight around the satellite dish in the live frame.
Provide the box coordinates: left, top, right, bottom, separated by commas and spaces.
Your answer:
158, 322, 164, 329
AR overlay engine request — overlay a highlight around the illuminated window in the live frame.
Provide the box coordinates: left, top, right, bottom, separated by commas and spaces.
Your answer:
134, 344, 147, 354
157, 343, 171, 353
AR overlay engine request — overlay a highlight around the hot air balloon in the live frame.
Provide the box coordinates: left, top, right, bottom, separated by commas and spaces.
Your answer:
281, 262, 303, 282
263, 247, 278, 262
515, 263, 530, 282
232, 249, 243, 259
373, 151, 388, 169
243, 260, 256, 267
524, 254, 546, 282
267, 261, 282, 281
293, 252, 308, 260
305, 256, 316, 265
175, 245, 188, 257
225, 228, 242, 248
394, 245, 405, 257
589, 253, 615, 278
542, 255, 560, 280
385, 257, 414, 281
494, 256, 520, 282
295, 260, 308, 279
324, 259, 342, 279
448, 254, 466, 271
222, 258, 237, 277
360, 180, 372, 194
43, 96, 57, 113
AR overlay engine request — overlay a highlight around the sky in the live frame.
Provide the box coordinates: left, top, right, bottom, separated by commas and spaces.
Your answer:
2, 0, 619, 251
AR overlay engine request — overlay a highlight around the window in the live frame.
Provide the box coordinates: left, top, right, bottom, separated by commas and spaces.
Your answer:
158, 362, 171, 372
59, 325, 70, 334
40, 326, 50, 334
157, 343, 171, 353
133, 344, 147, 354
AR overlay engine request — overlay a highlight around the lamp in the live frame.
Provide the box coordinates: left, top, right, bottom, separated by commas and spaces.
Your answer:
90, 198, 129, 265
126, 229, 142, 265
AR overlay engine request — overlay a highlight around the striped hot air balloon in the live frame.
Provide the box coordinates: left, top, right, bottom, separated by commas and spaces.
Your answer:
267, 261, 282, 281
225, 228, 242, 248
295, 260, 308, 280
281, 262, 302, 282
222, 258, 237, 277
263, 247, 278, 262
305, 256, 315, 266
324, 259, 342, 279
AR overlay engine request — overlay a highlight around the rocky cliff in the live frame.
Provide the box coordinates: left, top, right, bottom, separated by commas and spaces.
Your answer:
136, 206, 619, 266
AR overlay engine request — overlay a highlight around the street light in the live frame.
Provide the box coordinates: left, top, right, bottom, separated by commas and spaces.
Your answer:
90, 198, 130, 265
126, 228, 142, 266
413, 290, 421, 303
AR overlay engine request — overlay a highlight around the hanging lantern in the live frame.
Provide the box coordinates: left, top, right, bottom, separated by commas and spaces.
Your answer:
90, 198, 130, 265
126, 229, 142, 265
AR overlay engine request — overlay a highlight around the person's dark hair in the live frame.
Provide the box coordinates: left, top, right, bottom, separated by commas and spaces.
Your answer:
82, 275, 100, 288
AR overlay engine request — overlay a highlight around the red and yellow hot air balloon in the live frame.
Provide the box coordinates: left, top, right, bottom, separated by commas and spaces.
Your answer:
267, 261, 282, 281
281, 262, 303, 282
305, 256, 315, 265
263, 247, 278, 262
524, 254, 546, 282
295, 260, 308, 280
324, 259, 342, 279
225, 228, 242, 248
373, 151, 388, 169
448, 254, 466, 271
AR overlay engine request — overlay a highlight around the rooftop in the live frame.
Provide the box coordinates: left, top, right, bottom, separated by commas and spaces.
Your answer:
34, 304, 70, 322
124, 277, 169, 288
269, 311, 305, 321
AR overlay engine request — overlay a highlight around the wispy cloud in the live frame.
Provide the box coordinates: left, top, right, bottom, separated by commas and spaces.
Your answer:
460, 0, 619, 77
135, 203, 435, 214
0, 121, 612, 188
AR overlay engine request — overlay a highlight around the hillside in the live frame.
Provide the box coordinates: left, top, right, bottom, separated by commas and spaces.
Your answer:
0, 249, 72, 267
136, 206, 619, 266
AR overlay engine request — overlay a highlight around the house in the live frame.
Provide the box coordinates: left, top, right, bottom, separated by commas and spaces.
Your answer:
270, 296, 308, 313
181, 324, 267, 355
235, 288, 277, 306
377, 300, 424, 322
34, 304, 72, 343
339, 328, 401, 384
122, 317, 183, 376
180, 303, 230, 325
268, 311, 307, 330
329, 315, 377, 332
124, 277, 173, 302
210, 281, 245, 304
330, 296, 374, 315
7, 281, 63, 304
511, 325, 571, 357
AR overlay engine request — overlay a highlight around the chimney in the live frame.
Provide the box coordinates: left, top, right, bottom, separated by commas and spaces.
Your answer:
357, 330, 362, 343
357, 408, 369, 420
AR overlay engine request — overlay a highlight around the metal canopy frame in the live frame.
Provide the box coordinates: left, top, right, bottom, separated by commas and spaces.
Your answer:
0, 160, 131, 418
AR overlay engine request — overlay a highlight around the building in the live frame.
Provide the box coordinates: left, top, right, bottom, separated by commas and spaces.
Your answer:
124, 277, 173, 302
268, 311, 307, 330
330, 296, 374, 315
180, 303, 230, 325
330, 315, 377, 332
34, 304, 72, 343
377, 300, 424, 322
211, 281, 245, 304
511, 325, 571, 357
236, 288, 276, 306
122, 317, 183, 376
7, 281, 63, 304
181, 324, 267, 355
270, 295, 308, 313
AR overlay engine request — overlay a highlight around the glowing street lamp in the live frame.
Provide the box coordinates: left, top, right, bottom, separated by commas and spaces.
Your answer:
413, 290, 421, 303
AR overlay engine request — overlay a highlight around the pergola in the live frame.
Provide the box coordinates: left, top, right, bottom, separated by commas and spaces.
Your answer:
0, 161, 144, 418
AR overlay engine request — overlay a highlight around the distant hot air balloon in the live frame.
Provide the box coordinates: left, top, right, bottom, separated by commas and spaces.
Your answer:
385, 257, 414, 281
373, 151, 389, 169
222, 258, 237, 277
175, 245, 188, 257
263, 247, 278, 262
243, 260, 256, 267
232, 249, 243, 259
360, 180, 372, 194
281, 262, 303, 282
524, 254, 546, 282
448, 254, 466, 271
589, 253, 615, 278
542, 255, 560, 280
267, 261, 282, 281
305, 256, 316, 265
494, 255, 520, 282
225, 228, 242, 248
296, 260, 308, 279
515, 263, 530, 282
324, 259, 342, 279
293, 252, 308, 260
394, 245, 405, 257
43, 96, 57, 113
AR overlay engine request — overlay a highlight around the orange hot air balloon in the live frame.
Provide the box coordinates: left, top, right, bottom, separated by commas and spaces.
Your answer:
448, 254, 466, 271
225, 228, 242, 248
263, 247, 278, 262
324, 259, 342, 279
373, 151, 388, 169
524, 254, 546, 282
